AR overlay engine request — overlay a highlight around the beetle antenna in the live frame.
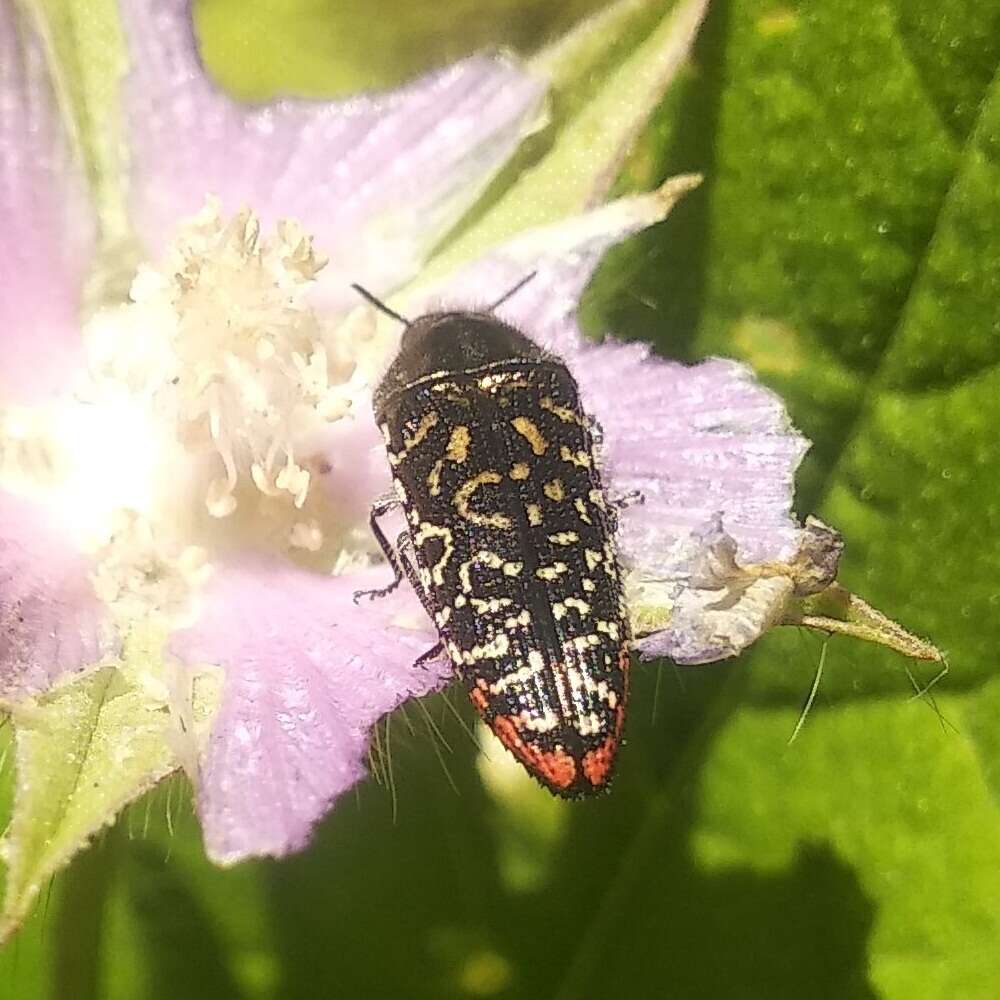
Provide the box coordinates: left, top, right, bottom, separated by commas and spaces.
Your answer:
351, 283, 411, 325
489, 271, 537, 312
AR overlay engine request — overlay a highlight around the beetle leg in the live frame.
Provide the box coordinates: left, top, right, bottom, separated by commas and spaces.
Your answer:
610, 488, 645, 511
413, 641, 445, 672
395, 529, 433, 606
590, 416, 605, 449
605, 487, 644, 534
353, 494, 406, 604
360, 524, 446, 672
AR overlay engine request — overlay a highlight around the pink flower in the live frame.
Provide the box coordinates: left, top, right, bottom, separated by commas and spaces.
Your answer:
1, 0, 924, 880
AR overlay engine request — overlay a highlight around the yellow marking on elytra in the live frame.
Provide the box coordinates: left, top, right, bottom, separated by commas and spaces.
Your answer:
446, 425, 471, 462
504, 609, 532, 629
427, 458, 444, 496
553, 596, 591, 621
588, 488, 607, 510
548, 531, 579, 546
574, 498, 592, 524
521, 710, 562, 733
602, 541, 619, 578
526, 503, 543, 526
462, 631, 511, 664
413, 522, 454, 586
512, 416, 548, 455
585, 549, 603, 571
389, 412, 439, 466
536, 562, 569, 581
458, 550, 522, 593
582, 577, 596, 592
510, 462, 530, 480
596, 620, 621, 640
454, 472, 511, 529
560, 445, 591, 469
404, 411, 438, 450
490, 654, 547, 695
471, 597, 513, 614
543, 479, 565, 502
541, 396, 586, 426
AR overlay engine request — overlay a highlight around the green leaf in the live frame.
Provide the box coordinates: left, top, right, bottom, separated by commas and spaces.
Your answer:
428, 0, 710, 275
690, 697, 1000, 999
101, 780, 273, 1000
0, 664, 173, 943
0, 630, 220, 944
196, 0, 610, 99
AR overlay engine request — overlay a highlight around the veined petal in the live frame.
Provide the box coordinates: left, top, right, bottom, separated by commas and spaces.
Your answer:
119, 0, 546, 309
168, 561, 444, 864
0, 492, 118, 701
0, 0, 95, 401
573, 351, 807, 570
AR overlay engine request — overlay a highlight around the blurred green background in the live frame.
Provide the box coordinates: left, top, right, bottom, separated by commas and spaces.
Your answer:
2, 0, 1000, 997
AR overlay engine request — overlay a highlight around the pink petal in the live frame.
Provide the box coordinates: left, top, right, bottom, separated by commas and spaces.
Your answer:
168, 560, 445, 864
0, 492, 118, 701
573, 350, 806, 569
120, 0, 545, 308
0, 1, 95, 401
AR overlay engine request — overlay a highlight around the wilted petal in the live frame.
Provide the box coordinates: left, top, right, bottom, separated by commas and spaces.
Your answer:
628, 517, 794, 664
0, 492, 118, 701
168, 561, 444, 863
0, 0, 95, 401
635, 516, 846, 664
120, 0, 545, 307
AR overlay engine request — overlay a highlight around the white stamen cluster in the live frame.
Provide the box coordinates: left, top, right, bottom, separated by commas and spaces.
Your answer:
90, 510, 211, 626
1, 201, 391, 622
118, 199, 363, 519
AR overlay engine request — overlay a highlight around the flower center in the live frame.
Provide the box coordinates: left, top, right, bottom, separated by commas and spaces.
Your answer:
0, 201, 391, 621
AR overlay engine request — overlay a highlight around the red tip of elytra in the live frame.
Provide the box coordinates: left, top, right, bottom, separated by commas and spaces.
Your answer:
581, 701, 626, 790
491, 715, 578, 790
581, 734, 616, 787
